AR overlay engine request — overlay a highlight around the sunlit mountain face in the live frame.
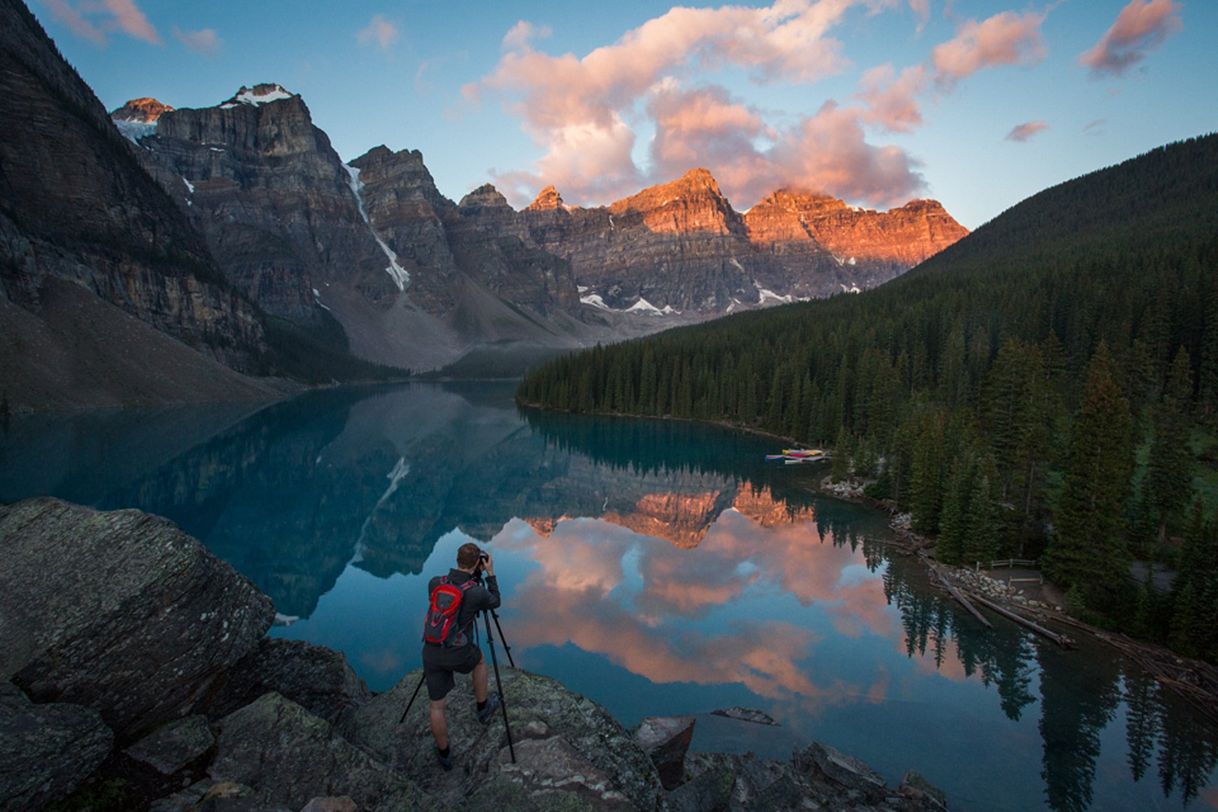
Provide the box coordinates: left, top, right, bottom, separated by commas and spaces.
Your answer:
3, 382, 1217, 811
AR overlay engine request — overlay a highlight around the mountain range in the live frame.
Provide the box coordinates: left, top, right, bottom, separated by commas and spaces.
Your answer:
1, 0, 965, 409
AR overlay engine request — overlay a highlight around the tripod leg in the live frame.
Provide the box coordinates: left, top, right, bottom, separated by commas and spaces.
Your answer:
482, 611, 516, 764
398, 671, 427, 725
490, 609, 516, 669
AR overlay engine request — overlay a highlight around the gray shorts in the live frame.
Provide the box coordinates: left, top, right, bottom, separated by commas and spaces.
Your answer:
421, 643, 482, 701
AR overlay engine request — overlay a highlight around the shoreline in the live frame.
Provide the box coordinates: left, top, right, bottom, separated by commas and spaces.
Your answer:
817, 474, 1218, 724
515, 398, 1218, 721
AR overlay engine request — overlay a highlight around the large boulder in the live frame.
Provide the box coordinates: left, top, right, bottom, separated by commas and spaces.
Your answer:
0, 680, 113, 809
343, 667, 665, 810
0, 498, 274, 738
677, 746, 949, 811
124, 714, 215, 777
635, 715, 695, 790
205, 638, 371, 726
209, 692, 431, 811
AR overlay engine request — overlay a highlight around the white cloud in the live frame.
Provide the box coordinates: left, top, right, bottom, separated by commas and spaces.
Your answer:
356, 14, 399, 51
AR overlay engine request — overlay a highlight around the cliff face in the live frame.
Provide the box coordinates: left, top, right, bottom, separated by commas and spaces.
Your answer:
522, 169, 758, 312
347, 145, 459, 313
521, 170, 969, 313
140, 85, 395, 321
0, 0, 269, 388
745, 190, 969, 273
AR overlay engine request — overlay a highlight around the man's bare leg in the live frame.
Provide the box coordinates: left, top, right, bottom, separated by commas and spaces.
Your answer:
473, 660, 489, 704
429, 698, 448, 750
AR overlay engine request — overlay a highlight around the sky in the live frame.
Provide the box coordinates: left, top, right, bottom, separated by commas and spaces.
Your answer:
31, 0, 1217, 228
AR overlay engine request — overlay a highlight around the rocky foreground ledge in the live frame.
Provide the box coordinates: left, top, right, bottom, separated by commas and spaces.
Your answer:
0, 498, 946, 811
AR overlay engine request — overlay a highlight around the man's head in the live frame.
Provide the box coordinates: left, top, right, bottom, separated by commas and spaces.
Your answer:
456, 542, 483, 571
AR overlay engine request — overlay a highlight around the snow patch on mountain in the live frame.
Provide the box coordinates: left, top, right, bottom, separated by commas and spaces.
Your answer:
220, 84, 295, 108
344, 164, 410, 291
580, 293, 611, 310
627, 297, 678, 315
115, 119, 156, 143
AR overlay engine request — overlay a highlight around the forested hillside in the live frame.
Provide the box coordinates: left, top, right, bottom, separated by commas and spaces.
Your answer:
519, 134, 1218, 657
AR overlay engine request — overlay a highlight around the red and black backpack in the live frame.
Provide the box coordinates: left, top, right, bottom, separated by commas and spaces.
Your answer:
422, 577, 476, 647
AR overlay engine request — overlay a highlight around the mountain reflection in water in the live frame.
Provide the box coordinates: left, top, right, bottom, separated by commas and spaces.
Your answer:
2, 382, 1217, 812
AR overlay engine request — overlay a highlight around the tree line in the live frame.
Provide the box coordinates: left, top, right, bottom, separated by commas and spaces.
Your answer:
519, 134, 1218, 660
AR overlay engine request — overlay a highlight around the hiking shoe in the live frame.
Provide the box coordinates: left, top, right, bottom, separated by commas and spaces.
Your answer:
476, 692, 501, 725
435, 747, 453, 771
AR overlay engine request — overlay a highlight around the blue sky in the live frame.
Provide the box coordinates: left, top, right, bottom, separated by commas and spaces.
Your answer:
32, 0, 1217, 228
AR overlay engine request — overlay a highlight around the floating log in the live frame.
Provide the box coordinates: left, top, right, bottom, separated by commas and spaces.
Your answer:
943, 579, 992, 629
965, 590, 1074, 648
924, 560, 992, 629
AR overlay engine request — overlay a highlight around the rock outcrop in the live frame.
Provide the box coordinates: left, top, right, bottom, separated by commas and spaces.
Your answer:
636, 715, 696, 790
205, 638, 371, 727
210, 692, 428, 811
344, 667, 666, 810
0, 681, 113, 809
0, 498, 273, 738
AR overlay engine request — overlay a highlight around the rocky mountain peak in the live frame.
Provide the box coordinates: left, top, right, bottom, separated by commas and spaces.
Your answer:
608, 167, 738, 240
760, 188, 849, 215
458, 183, 510, 210
677, 167, 720, 193
526, 185, 565, 212
110, 97, 173, 122
219, 83, 297, 108
611, 167, 729, 215
744, 187, 969, 267
895, 198, 949, 214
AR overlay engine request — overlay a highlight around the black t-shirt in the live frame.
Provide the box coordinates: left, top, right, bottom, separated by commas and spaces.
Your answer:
426, 568, 500, 647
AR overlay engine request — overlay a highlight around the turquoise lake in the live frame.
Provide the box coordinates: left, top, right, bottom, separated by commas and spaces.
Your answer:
2, 382, 1216, 811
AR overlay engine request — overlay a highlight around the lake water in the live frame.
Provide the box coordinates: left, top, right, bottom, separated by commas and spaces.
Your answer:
2, 382, 1216, 811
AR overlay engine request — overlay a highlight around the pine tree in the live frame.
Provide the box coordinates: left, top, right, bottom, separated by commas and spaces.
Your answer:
963, 455, 1001, 566
830, 427, 853, 483
937, 456, 970, 564
1044, 344, 1135, 605
1170, 503, 1217, 658
1144, 348, 1195, 546
910, 413, 946, 535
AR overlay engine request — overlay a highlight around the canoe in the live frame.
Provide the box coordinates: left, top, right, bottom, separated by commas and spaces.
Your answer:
783, 449, 824, 457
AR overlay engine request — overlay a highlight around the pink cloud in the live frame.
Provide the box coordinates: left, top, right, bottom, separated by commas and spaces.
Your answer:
646, 82, 773, 196
478, 1, 906, 208
932, 10, 1046, 85
173, 26, 220, 56
857, 63, 928, 132
43, 0, 160, 45
43, 0, 105, 44
502, 20, 551, 51
1005, 120, 1048, 142
764, 101, 925, 207
356, 14, 399, 51
909, 0, 930, 32
1079, 0, 1181, 78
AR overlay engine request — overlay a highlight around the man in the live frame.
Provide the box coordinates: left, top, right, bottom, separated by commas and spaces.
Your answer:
422, 541, 502, 770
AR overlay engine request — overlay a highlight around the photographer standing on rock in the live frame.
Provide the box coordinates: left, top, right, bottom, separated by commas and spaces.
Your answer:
421, 541, 502, 770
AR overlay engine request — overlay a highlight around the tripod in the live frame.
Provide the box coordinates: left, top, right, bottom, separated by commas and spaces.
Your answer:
400, 606, 516, 763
